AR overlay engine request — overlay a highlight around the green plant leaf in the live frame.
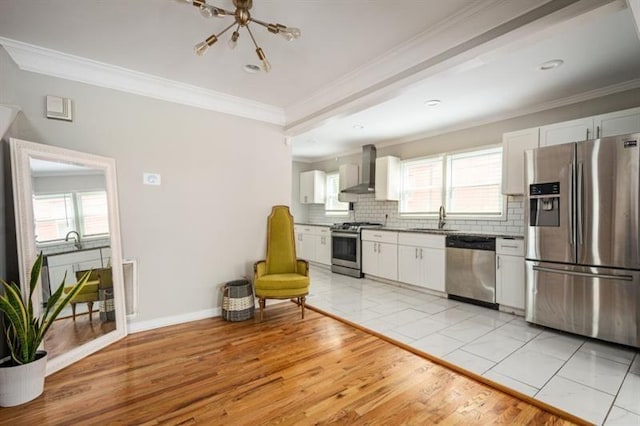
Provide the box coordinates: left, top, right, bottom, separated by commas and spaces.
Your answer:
38, 270, 91, 343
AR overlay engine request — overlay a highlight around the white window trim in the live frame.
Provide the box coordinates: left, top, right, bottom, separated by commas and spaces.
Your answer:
399, 144, 507, 221
324, 171, 349, 215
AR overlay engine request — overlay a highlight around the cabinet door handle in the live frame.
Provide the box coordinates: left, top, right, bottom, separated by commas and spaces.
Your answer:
497, 255, 500, 269
596, 125, 600, 138
378, 243, 381, 253
420, 248, 423, 259
586, 128, 589, 140
415, 248, 418, 259
500, 244, 519, 249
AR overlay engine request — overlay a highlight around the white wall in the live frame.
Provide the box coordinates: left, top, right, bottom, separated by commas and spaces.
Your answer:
0, 47, 291, 324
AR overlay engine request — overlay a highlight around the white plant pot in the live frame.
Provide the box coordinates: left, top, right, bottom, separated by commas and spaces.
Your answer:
0, 351, 47, 407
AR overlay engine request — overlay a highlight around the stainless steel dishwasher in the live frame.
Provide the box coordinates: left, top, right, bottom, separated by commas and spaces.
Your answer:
445, 235, 497, 308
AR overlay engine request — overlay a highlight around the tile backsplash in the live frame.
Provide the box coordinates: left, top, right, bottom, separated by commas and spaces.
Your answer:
307, 195, 525, 236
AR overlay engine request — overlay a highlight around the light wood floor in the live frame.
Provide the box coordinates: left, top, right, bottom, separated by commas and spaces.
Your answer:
44, 314, 117, 359
1, 305, 579, 425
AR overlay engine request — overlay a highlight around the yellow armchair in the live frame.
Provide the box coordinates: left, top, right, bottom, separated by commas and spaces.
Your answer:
64, 268, 112, 322
254, 205, 310, 320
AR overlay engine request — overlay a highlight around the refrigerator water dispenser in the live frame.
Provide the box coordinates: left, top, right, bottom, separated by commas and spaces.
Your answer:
529, 182, 560, 227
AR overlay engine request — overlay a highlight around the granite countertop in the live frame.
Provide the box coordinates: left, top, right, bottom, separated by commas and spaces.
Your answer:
295, 223, 523, 239
365, 227, 524, 240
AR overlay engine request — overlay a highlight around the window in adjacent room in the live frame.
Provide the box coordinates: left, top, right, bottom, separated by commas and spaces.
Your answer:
33, 190, 110, 243
445, 147, 503, 216
399, 156, 444, 215
325, 172, 349, 215
399, 146, 504, 217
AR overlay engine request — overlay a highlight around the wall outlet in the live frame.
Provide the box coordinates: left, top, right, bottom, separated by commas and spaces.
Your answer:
143, 173, 161, 186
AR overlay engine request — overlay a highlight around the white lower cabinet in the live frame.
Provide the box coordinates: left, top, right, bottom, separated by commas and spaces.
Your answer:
361, 230, 398, 281
496, 238, 525, 311
398, 233, 445, 292
294, 225, 331, 266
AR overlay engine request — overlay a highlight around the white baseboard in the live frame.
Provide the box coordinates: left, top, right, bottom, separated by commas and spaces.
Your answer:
127, 307, 221, 334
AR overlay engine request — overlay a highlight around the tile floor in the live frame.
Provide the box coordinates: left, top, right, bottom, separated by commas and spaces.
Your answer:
304, 266, 640, 425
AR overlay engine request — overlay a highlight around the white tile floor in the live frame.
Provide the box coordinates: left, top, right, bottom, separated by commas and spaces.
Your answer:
304, 266, 640, 426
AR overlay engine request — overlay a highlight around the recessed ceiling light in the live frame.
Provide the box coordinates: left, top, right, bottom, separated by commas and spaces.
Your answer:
352, 124, 364, 130
243, 64, 261, 73
538, 59, 564, 71
424, 99, 441, 107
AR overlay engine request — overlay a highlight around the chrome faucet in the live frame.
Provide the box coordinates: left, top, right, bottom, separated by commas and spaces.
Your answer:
438, 205, 446, 230
65, 230, 82, 249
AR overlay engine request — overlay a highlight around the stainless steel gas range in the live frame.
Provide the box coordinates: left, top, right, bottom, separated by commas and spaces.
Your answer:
330, 222, 383, 278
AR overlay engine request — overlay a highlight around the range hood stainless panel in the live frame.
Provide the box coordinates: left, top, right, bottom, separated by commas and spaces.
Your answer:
342, 144, 376, 194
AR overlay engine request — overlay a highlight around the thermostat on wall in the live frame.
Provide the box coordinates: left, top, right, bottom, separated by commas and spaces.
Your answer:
143, 173, 161, 186
46, 95, 73, 121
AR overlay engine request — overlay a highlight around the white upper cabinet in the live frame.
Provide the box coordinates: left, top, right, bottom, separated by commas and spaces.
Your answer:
593, 107, 640, 138
338, 163, 358, 203
502, 127, 539, 195
502, 107, 640, 195
539, 117, 593, 147
299, 170, 326, 204
375, 156, 400, 201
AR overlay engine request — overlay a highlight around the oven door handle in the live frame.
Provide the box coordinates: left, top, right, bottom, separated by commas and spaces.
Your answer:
331, 232, 359, 239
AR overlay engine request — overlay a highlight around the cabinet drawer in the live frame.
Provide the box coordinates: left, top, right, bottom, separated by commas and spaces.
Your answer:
295, 225, 330, 236
361, 230, 398, 244
398, 232, 445, 248
316, 227, 331, 236
496, 238, 524, 256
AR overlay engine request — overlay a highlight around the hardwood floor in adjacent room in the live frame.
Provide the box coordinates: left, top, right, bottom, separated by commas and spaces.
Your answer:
1, 304, 578, 425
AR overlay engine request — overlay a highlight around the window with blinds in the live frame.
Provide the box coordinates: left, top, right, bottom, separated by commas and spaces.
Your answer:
33, 190, 110, 243
324, 172, 349, 215
400, 156, 444, 214
399, 147, 504, 217
446, 147, 503, 215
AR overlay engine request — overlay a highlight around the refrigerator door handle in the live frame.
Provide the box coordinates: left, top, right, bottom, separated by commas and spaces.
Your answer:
532, 265, 633, 281
577, 162, 584, 245
569, 162, 575, 245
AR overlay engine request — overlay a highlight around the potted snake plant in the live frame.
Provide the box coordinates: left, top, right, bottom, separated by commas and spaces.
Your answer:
0, 252, 90, 407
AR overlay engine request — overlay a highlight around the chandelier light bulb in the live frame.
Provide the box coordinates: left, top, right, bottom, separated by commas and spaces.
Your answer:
228, 31, 240, 50
194, 41, 209, 56
199, 5, 213, 18
286, 27, 301, 39
194, 34, 218, 56
261, 58, 272, 73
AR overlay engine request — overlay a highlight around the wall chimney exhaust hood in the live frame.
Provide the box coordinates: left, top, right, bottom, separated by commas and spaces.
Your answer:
0, 104, 21, 139
341, 144, 376, 194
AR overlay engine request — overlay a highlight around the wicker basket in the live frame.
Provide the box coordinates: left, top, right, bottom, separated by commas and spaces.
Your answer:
221, 280, 255, 321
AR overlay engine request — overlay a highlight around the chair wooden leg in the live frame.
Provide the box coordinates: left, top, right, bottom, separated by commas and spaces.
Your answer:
71, 303, 77, 321
259, 298, 265, 321
88, 302, 94, 322
300, 296, 306, 319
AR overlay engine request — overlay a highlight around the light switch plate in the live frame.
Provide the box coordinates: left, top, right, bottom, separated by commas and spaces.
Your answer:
143, 173, 161, 186
46, 95, 73, 121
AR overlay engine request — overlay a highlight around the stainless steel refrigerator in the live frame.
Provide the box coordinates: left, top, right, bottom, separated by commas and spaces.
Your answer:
524, 133, 640, 348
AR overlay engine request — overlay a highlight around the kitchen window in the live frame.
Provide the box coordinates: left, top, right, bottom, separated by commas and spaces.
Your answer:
325, 172, 349, 215
400, 146, 504, 217
33, 190, 110, 243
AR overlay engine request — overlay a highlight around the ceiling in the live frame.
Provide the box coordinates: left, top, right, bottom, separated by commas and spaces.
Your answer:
1, 1, 639, 161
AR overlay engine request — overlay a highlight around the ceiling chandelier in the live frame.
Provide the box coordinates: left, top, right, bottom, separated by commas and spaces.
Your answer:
179, 0, 301, 72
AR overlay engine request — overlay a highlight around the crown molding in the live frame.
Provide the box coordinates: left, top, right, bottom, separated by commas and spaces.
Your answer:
0, 37, 285, 126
